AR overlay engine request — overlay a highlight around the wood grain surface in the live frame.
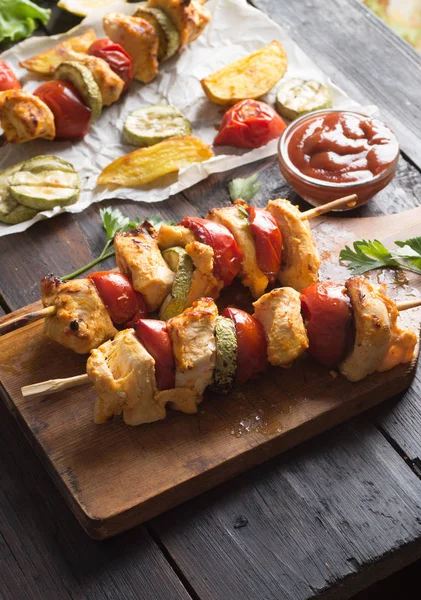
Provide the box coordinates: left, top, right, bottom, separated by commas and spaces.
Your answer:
1, 207, 420, 539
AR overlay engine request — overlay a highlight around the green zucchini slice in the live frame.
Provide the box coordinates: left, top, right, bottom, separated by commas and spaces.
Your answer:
134, 4, 180, 60
275, 78, 333, 121
123, 105, 191, 147
54, 61, 102, 122
159, 246, 194, 320
211, 316, 238, 394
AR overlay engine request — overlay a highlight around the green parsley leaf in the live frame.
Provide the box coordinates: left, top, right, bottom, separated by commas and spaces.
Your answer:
228, 173, 261, 203
340, 236, 421, 276
100, 207, 130, 243
146, 214, 175, 228
236, 204, 249, 220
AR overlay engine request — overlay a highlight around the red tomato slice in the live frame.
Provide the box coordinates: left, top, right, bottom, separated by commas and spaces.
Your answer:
88, 38, 133, 92
135, 319, 175, 390
246, 205, 282, 283
301, 281, 353, 369
34, 80, 91, 139
179, 216, 243, 286
0, 61, 21, 92
214, 99, 287, 149
222, 307, 267, 386
87, 271, 144, 325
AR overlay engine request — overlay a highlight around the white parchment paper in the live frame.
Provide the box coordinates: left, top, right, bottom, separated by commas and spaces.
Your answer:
0, 0, 374, 236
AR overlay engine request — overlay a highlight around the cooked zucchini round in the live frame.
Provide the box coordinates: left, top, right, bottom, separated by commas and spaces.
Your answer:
9, 167, 80, 210
160, 246, 194, 320
0, 189, 38, 224
275, 78, 333, 121
123, 105, 191, 147
54, 61, 102, 122
22, 155, 75, 173
211, 316, 238, 394
134, 4, 180, 60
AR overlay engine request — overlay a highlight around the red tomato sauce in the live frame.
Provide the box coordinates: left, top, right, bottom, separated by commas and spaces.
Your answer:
287, 112, 399, 184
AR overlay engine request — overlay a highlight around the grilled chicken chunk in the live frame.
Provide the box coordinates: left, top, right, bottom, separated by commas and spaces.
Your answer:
167, 297, 218, 410
0, 90, 55, 144
253, 287, 309, 367
207, 205, 268, 299
340, 276, 416, 382
66, 52, 125, 105
41, 275, 117, 354
147, 0, 211, 50
157, 224, 195, 250
266, 198, 320, 291
87, 329, 166, 425
114, 226, 174, 312
185, 241, 224, 305
103, 13, 159, 83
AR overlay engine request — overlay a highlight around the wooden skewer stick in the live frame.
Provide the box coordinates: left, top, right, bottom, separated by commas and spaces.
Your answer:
20, 295, 421, 400
300, 194, 358, 220
0, 305, 56, 336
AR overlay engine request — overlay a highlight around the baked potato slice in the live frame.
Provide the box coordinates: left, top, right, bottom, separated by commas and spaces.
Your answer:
98, 136, 213, 187
146, 0, 211, 50
19, 29, 97, 75
201, 40, 288, 105
103, 13, 159, 84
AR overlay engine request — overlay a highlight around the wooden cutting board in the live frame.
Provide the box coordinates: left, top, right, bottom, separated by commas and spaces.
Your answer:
1, 207, 420, 540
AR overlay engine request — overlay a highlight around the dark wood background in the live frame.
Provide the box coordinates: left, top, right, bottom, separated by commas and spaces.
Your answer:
1, 1, 421, 598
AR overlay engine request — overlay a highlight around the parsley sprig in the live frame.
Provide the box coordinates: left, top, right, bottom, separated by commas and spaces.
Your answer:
228, 173, 261, 203
62, 207, 172, 280
340, 237, 421, 276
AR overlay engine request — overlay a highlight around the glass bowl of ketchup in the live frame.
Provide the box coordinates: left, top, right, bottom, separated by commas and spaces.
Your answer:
278, 109, 399, 209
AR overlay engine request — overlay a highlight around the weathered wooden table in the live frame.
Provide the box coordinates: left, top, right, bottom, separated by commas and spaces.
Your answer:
1, 1, 421, 598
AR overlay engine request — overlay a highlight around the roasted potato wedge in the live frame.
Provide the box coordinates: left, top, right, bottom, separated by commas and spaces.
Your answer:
201, 40, 288, 105
98, 136, 213, 187
19, 29, 97, 75
146, 0, 211, 50
103, 13, 159, 84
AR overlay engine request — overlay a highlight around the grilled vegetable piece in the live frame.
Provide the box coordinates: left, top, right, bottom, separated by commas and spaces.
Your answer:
66, 53, 125, 106
146, 0, 211, 50
206, 204, 268, 299
103, 13, 159, 83
134, 4, 180, 60
19, 29, 97, 75
275, 78, 332, 121
22, 155, 76, 173
167, 297, 218, 411
211, 316, 237, 394
41, 275, 117, 354
0, 162, 37, 224
54, 61, 102, 121
9, 167, 80, 210
266, 198, 320, 291
97, 136, 213, 187
0, 90, 56, 143
339, 277, 393, 382
123, 105, 191, 146
114, 225, 175, 312
253, 287, 309, 367
201, 41, 288, 105
159, 247, 194, 320
87, 329, 166, 426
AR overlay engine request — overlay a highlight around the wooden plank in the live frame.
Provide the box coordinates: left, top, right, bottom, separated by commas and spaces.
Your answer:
0, 399, 192, 600
151, 419, 421, 600
1, 207, 420, 539
252, 0, 421, 169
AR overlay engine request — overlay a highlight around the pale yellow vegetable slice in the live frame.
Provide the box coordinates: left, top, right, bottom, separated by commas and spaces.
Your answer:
58, 0, 125, 18
98, 136, 214, 187
20, 29, 97, 75
201, 40, 288, 105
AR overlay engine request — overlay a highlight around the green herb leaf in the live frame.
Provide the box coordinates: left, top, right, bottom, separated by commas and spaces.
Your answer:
339, 240, 400, 274
0, 0, 51, 43
146, 214, 175, 228
228, 173, 261, 203
236, 204, 249, 220
100, 207, 130, 243
394, 236, 421, 271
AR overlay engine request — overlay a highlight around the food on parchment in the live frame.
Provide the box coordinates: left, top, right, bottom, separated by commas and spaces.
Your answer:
97, 136, 214, 186
214, 99, 286, 149
114, 225, 175, 312
34, 81, 92, 139
275, 78, 332, 121
134, 4, 180, 60
0, 61, 21, 92
9, 157, 80, 210
54, 61, 103, 121
0, 90, 56, 143
201, 41, 288, 105
20, 29, 97, 75
211, 316, 238, 394
159, 247, 194, 320
103, 13, 160, 84
87, 38, 133, 92
123, 105, 192, 147
62, 54, 125, 106
146, 0, 211, 50
0, 162, 38, 225
266, 198, 320, 291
